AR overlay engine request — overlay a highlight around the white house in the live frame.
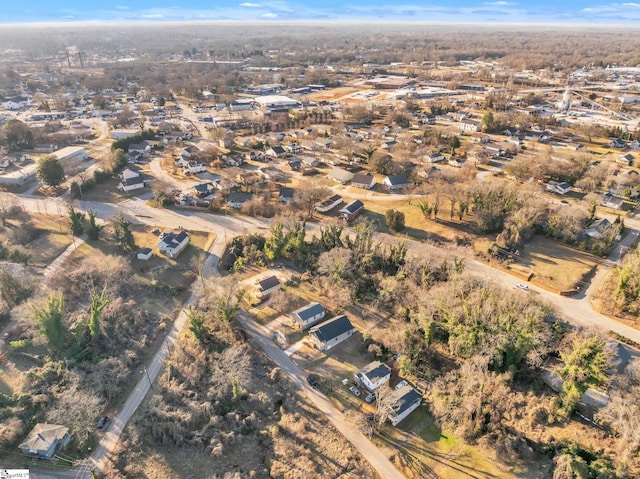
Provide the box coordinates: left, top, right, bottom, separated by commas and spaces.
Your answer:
546, 180, 571, 195
158, 231, 189, 259
136, 247, 153, 261
386, 386, 422, 426
19, 424, 71, 459
2, 96, 31, 110
226, 191, 253, 209
315, 194, 343, 213
255, 275, 281, 299
117, 166, 145, 192
309, 315, 356, 351
184, 161, 206, 174
328, 167, 354, 184
424, 151, 445, 163
351, 173, 376, 190
460, 118, 481, 132
290, 302, 327, 330
354, 361, 391, 392
617, 153, 634, 166
382, 174, 410, 190
601, 192, 624, 209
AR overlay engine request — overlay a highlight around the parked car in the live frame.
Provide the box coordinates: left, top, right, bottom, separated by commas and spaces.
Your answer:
364, 413, 375, 422
395, 380, 409, 390
307, 375, 319, 388
2, 331, 11, 341
365, 393, 376, 403
349, 386, 361, 397
516, 283, 529, 291
97, 416, 110, 429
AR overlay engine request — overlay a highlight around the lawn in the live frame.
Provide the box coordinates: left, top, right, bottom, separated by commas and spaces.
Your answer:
375, 406, 528, 479
504, 235, 601, 292
1, 214, 73, 268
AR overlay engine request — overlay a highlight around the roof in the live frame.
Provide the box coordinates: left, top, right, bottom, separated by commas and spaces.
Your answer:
121, 175, 144, 187
309, 315, 355, 343
352, 173, 375, 185
258, 275, 280, 291
340, 199, 364, 214
160, 231, 188, 249
279, 186, 295, 198
357, 361, 391, 383
384, 174, 409, 186
604, 341, 631, 373
19, 424, 69, 452
292, 302, 326, 322
138, 247, 152, 255
271, 145, 286, 154
227, 192, 253, 204
328, 167, 355, 183
388, 386, 422, 416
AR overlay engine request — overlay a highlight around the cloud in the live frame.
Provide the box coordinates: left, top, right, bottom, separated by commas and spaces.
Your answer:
115, 5, 130, 10
483, 1, 515, 5
260, 12, 278, 18
239, 2, 262, 7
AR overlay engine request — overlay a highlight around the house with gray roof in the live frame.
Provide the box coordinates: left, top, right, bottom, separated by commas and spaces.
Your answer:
386, 386, 422, 426
309, 315, 356, 351
355, 361, 391, 392
19, 424, 71, 459
290, 302, 327, 330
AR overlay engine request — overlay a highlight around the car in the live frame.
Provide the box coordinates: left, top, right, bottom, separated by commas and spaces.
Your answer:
364, 413, 375, 422
307, 375, 319, 388
97, 416, 109, 429
349, 386, 361, 397
2, 331, 11, 341
395, 380, 409, 390
516, 283, 529, 291
392, 353, 403, 361
365, 393, 376, 403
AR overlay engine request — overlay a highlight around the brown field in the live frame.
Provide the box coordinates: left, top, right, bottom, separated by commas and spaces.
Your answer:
305, 87, 361, 102
504, 235, 600, 292
1, 213, 73, 268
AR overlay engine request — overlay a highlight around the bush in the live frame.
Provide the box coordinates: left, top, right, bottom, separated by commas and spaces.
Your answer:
385, 209, 405, 232
93, 169, 112, 184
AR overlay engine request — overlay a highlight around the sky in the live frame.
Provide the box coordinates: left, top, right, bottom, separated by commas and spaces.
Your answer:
3, 0, 640, 23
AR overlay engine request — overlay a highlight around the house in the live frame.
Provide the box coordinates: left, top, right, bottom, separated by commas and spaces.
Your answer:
339, 199, 364, 222
386, 386, 422, 426
609, 138, 627, 149
285, 142, 302, 154
117, 166, 145, 192
226, 192, 253, 208
212, 178, 236, 193
546, 180, 571, 195
584, 218, 612, 239
2, 95, 31, 110
315, 194, 343, 213
127, 142, 150, 154
137, 247, 153, 261
256, 275, 280, 299
424, 151, 445, 163
351, 173, 376, 190
267, 145, 286, 158
184, 161, 206, 174
354, 361, 391, 392
617, 153, 634, 166
601, 192, 624, 209
236, 171, 261, 187
193, 182, 214, 198
300, 156, 320, 167
309, 315, 356, 351
382, 174, 410, 190
447, 157, 466, 168
288, 158, 302, 171
158, 231, 189, 259
19, 424, 71, 459
460, 118, 481, 132
278, 186, 295, 203
290, 302, 327, 330
328, 167, 354, 184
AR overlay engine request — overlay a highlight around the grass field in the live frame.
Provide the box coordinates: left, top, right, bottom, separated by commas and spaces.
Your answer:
504, 235, 600, 292
2, 213, 73, 268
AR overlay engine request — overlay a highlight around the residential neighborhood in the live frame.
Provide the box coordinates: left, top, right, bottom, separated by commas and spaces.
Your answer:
1, 19, 640, 479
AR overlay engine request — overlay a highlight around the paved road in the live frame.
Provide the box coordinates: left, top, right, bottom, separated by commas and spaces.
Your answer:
238, 313, 404, 479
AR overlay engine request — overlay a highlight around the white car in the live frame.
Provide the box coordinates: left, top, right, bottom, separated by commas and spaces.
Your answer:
365, 393, 376, 403
395, 380, 409, 390
349, 386, 361, 397
516, 283, 529, 291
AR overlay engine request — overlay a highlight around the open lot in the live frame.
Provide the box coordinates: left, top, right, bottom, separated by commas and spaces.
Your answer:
503, 235, 601, 292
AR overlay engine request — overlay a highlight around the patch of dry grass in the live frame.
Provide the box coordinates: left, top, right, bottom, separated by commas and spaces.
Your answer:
504, 235, 600, 292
